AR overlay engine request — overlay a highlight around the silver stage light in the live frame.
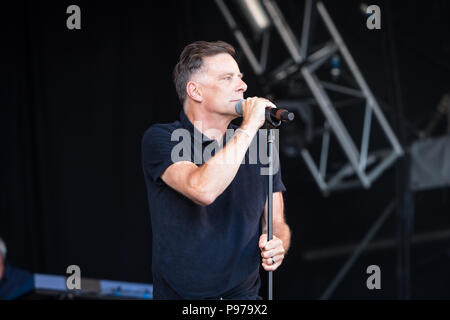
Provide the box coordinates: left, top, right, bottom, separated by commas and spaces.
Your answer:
235, 0, 271, 36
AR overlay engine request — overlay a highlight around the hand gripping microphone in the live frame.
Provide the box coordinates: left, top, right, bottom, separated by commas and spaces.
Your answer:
234, 99, 295, 124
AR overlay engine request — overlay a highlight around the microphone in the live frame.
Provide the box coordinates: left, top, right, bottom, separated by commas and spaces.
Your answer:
235, 99, 295, 122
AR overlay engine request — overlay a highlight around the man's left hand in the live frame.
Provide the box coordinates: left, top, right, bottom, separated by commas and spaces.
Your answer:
259, 234, 285, 271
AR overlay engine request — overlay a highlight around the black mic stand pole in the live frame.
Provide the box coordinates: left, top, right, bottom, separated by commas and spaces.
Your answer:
267, 126, 274, 301
264, 113, 281, 301
234, 101, 294, 300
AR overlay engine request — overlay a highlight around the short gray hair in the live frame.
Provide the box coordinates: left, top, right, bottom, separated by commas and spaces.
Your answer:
0, 237, 7, 261
173, 40, 236, 105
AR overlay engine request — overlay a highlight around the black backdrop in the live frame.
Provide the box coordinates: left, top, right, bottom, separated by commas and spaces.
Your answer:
1, 0, 450, 299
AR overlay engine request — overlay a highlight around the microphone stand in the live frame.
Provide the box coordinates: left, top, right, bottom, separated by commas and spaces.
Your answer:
264, 113, 281, 301
234, 100, 294, 300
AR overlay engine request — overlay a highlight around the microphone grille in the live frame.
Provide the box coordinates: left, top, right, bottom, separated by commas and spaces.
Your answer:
235, 99, 244, 115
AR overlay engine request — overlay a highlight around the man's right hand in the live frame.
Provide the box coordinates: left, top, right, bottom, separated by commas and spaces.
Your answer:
240, 97, 277, 131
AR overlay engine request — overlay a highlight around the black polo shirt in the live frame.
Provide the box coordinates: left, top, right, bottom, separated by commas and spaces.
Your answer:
141, 109, 286, 299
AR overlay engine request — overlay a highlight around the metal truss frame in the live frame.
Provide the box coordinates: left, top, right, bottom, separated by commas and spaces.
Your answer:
215, 0, 404, 195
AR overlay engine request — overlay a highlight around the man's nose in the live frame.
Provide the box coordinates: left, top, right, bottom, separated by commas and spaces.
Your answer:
236, 78, 247, 93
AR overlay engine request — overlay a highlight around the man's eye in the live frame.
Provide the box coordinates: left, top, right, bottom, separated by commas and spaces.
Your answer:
225, 76, 232, 80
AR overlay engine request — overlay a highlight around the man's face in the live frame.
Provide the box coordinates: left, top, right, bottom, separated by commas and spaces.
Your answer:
195, 53, 247, 115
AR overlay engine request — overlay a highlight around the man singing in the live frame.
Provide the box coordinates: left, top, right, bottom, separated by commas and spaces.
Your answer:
142, 40, 291, 300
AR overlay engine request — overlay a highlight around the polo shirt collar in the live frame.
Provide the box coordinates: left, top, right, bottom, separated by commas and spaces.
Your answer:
179, 109, 232, 146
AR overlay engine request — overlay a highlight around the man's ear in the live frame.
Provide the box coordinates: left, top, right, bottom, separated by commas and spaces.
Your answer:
186, 81, 203, 103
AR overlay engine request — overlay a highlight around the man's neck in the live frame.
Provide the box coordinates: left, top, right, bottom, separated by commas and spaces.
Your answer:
184, 105, 234, 142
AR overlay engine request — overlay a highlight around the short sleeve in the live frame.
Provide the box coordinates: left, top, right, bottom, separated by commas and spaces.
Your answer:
142, 124, 185, 183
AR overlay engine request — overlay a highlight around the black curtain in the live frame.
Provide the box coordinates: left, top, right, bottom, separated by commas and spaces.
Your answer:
0, 0, 227, 282
1, 0, 449, 298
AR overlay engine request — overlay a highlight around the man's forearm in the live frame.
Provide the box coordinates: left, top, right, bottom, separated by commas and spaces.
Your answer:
275, 223, 291, 253
189, 125, 258, 203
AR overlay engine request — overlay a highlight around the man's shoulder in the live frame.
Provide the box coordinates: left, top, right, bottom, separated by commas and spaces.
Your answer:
142, 119, 182, 142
